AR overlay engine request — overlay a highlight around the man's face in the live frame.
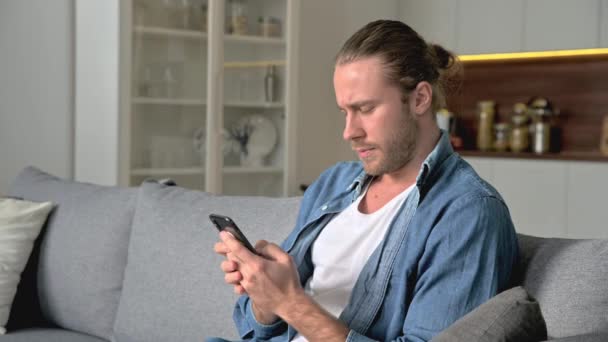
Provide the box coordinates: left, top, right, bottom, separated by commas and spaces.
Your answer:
334, 57, 418, 176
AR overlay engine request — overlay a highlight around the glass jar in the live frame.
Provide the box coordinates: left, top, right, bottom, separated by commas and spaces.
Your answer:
476, 100, 495, 151
258, 16, 281, 37
510, 114, 529, 153
229, 0, 248, 35
493, 123, 510, 152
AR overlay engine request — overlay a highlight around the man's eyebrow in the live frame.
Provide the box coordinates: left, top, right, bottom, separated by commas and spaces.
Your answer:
338, 100, 376, 110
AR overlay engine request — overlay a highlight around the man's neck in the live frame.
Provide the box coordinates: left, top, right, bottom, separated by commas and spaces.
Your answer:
376, 126, 441, 189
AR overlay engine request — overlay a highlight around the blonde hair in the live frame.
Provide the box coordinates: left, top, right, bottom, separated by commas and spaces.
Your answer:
336, 20, 461, 113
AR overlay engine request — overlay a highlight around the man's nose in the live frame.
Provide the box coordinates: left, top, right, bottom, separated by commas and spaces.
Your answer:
343, 113, 363, 141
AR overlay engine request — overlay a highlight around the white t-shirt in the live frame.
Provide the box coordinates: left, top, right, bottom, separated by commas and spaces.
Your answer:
291, 183, 415, 341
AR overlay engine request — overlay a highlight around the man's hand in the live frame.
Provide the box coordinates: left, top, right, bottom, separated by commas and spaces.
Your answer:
214, 231, 349, 341
214, 231, 299, 324
218, 231, 303, 316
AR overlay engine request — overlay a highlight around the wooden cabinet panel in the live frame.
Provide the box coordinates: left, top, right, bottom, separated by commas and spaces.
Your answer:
399, 0, 458, 50
491, 159, 568, 238
456, 0, 524, 54
524, 0, 601, 51
566, 162, 608, 238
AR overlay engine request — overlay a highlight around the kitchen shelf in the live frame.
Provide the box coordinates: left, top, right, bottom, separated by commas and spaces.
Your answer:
134, 26, 206, 39
225, 101, 284, 109
131, 167, 203, 176
224, 34, 285, 46
132, 97, 206, 106
224, 60, 286, 68
132, 98, 283, 109
223, 166, 283, 174
134, 26, 285, 45
459, 150, 608, 162
131, 166, 283, 176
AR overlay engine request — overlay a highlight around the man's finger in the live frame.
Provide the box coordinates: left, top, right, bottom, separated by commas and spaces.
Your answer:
224, 271, 243, 285
219, 231, 256, 263
234, 284, 246, 295
214, 241, 230, 255
257, 242, 288, 262
254, 239, 269, 250
221, 259, 238, 273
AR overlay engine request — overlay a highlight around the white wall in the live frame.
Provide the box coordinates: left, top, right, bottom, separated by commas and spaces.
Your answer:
74, 0, 122, 186
295, 0, 401, 187
0, 0, 74, 195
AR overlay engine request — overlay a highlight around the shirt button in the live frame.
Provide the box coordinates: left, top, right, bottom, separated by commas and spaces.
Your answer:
321, 205, 328, 211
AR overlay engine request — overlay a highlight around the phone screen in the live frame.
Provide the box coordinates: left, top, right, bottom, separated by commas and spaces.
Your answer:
209, 214, 258, 255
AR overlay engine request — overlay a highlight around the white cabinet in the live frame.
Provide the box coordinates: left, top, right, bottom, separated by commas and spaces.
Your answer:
128, 0, 298, 197
602, 0, 608, 47
456, 0, 524, 54
76, 0, 299, 196
464, 157, 494, 183
399, 0, 458, 50
492, 159, 568, 238
567, 162, 608, 238
399, 0, 605, 54
523, 0, 600, 51
464, 157, 608, 239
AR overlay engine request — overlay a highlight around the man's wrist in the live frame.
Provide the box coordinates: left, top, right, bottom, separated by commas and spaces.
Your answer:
274, 288, 309, 322
252, 301, 280, 325
276, 290, 349, 341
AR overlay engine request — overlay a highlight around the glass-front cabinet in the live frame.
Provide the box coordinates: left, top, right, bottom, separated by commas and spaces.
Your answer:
125, 0, 298, 196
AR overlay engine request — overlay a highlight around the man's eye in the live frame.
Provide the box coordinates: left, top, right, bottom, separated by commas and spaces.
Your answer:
360, 106, 374, 113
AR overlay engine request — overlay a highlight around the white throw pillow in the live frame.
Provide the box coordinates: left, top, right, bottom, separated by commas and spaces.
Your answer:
0, 198, 53, 334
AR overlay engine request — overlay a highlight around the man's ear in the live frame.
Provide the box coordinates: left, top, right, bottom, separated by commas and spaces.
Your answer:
410, 81, 433, 116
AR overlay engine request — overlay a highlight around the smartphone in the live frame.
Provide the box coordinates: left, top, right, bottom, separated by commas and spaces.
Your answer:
209, 214, 258, 255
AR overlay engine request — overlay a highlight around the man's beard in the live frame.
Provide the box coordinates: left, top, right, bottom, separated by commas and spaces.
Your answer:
357, 112, 418, 176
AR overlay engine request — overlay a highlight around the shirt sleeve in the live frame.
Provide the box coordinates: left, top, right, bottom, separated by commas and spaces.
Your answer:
399, 194, 519, 341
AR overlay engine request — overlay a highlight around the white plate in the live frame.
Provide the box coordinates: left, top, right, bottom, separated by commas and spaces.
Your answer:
233, 115, 277, 166
193, 126, 236, 158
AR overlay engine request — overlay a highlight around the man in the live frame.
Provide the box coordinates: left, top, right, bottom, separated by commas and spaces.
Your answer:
214, 20, 518, 342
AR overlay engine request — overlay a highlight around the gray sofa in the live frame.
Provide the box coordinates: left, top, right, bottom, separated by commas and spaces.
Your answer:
2, 166, 607, 342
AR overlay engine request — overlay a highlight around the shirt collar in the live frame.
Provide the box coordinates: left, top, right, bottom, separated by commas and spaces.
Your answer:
347, 130, 454, 193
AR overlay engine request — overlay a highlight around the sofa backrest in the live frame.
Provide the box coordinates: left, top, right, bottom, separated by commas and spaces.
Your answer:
515, 234, 608, 339
7, 167, 137, 340
111, 181, 301, 342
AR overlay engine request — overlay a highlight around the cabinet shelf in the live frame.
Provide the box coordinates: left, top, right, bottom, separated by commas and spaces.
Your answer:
132, 97, 206, 106
225, 101, 284, 108
224, 34, 285, 45
134, 26, 285, 45
132, 97, 283, 109
130, 166, 283, 176
223, 60, 286, 68
223, 166, 283, 174
134, 26, 206, 39
131, 167, 204, 176
459, 150, 608, 162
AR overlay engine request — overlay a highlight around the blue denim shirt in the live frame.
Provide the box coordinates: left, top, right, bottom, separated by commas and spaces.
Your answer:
232, 132, 519, 342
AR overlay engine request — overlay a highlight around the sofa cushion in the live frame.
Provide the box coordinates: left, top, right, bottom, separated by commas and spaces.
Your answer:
515, 234, 608, 339
112, 182, 301, 342
0, 198, 53, 335
0, 328, 106, 342
431, 286, 547, 342
542, 333, 608, 342
7, 167, 137, 340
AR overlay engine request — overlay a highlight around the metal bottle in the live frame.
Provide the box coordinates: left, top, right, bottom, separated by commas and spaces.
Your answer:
264, 65, 276, 103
